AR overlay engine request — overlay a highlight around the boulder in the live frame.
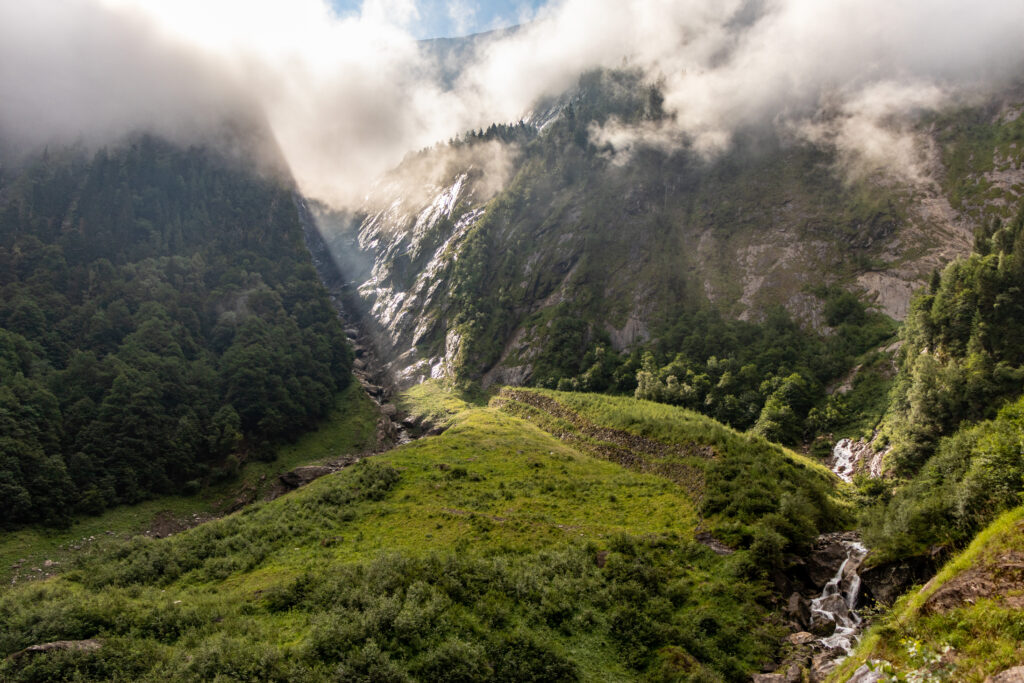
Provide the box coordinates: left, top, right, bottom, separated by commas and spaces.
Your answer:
7, 640, 102, 662
808, 617, 836, 638
860, 555, 937, 605
753, 675, 786, 683
278, 466, 334, 489
811, 651, 841, 682
814, 593, 849, 621
808, 531, 861, 587
987, 666, 1024, 682
846, 664, 887, 683
380, 403, 398, 418
786, 592, 811, 628
787, 631, 816, 646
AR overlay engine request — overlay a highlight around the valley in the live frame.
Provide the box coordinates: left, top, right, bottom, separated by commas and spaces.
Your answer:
2, 3, 1024, 680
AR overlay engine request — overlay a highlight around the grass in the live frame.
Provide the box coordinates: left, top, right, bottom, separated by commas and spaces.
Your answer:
396, 378, 486, 427
541, 389, 837, 478
831, 505, 1024, 682
0, 384, 850, 681
830, 348, 899, 441
0, 382, 378, 587
494, 388, 852, 549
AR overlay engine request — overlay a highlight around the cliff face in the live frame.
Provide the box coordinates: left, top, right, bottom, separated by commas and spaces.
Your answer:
311, 74, 1023, 387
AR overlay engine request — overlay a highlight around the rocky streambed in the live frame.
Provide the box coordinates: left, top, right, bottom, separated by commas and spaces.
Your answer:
296, 196, 411, 448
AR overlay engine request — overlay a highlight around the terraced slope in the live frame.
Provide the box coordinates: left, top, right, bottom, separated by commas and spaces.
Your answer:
495, 388, 846, 546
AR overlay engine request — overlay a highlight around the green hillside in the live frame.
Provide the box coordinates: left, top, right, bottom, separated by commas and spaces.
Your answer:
833, 505, 1024, 682
0, 389, 849, 682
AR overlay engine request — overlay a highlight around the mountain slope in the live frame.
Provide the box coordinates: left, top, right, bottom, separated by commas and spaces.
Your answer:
0, 134, 353, 525
314, 74, 1023, 398
0, 388, 849, 682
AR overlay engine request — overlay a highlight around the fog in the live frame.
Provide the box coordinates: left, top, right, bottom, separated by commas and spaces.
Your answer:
1, 0, 1022, 205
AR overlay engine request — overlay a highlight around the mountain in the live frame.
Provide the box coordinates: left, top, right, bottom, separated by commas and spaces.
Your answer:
3, 34, 1024, 683
0, 132, 354, 526
312, 70, 1023, 447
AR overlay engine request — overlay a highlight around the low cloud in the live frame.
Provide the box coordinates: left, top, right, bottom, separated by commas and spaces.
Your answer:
1, 0, 1022, 205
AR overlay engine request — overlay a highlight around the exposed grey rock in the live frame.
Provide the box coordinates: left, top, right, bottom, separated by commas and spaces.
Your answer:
786, 592, 811, 628
808, 531, 862, 587
845, 664, 886, 683
278, 466, 334, 489
860, 554, 938, 605
380, 403, 398, 417
987, 666, 1024, 682
7, 639, 102, 661
830, 438, 887, 482
695, 531, 734, 555
811, 651, 842, 682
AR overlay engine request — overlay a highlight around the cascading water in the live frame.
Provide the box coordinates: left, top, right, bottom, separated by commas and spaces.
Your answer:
810, 540, 868, 656
830, 438, 859, 483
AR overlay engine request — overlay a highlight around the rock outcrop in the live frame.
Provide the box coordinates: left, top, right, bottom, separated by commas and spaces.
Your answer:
859, 554, 939, 606
7, 640, 102, 662
922, 551, 1024, 615
987, 666, 1024, 683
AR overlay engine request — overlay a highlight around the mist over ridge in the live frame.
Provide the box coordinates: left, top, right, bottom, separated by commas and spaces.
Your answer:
1, 0, 1023, 205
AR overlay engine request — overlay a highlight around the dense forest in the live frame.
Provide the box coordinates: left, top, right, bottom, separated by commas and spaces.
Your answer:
0, 136, 352, 526
863, 200, 1024, 559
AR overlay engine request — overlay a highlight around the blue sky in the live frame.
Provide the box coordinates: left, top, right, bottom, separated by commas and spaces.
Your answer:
329, 0, 548, 39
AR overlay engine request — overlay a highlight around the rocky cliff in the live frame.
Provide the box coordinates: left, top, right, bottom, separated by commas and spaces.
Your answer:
310, 73, 1024, 388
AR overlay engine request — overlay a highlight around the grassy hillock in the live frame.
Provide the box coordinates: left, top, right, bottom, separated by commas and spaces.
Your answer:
495, 389, 847, 549
832, 505, 1024, 682
1, 387, 848, 682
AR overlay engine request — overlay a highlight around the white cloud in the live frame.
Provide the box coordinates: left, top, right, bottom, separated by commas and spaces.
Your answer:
1, 0, 1022, 205
445, 0, 477, 37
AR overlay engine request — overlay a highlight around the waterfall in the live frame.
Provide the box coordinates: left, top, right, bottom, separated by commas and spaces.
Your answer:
830, 438, 858, 483
810, 540, 868, 656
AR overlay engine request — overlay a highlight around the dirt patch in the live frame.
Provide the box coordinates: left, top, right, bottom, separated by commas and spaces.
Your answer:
145, 511, 219, 539
922, 551, 1024, 614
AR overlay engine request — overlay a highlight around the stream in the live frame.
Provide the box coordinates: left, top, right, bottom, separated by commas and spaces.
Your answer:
294, 195, 410, 447
810, 539, 869, 657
